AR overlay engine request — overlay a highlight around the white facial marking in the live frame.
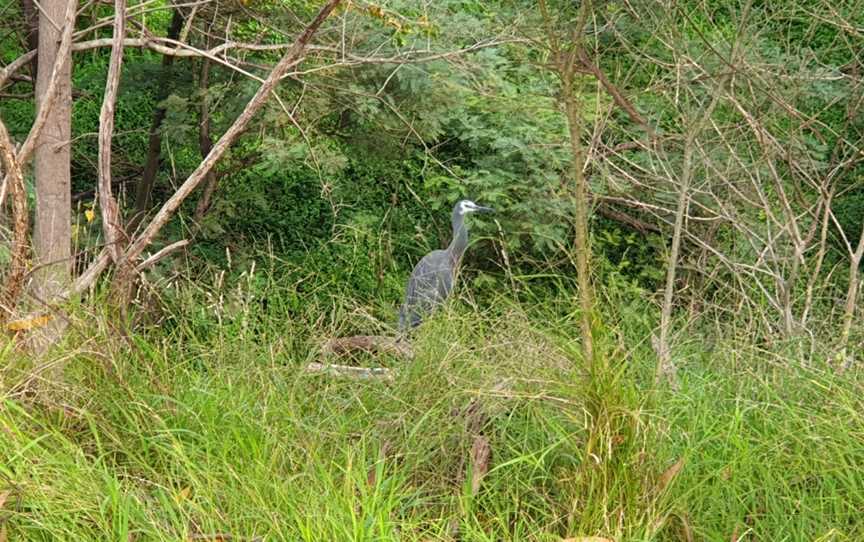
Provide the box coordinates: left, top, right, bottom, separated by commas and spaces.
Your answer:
458, 200, 477, 215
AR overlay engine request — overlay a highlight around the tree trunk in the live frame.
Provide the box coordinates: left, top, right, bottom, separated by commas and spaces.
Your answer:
0, 119, 28, 323
192, 57, 217, 225
97, 0, 127, 262
655, 135, 694, 388
31, 0, 75, 343
128, 7, 184, 233
839, 220, 864, 369
562, 69, 595, 370
19, 0, 39, 80
538, 0, 596, 371
563, 73, 594, 369
655, 79, 724, 384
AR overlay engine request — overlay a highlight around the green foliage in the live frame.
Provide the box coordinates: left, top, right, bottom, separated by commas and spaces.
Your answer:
833, 182, 864, 254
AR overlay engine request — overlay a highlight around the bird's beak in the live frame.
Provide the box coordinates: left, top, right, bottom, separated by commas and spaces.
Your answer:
475, 205, 495, 213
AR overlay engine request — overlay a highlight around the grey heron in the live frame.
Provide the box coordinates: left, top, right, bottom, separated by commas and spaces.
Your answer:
398, 199, 494, 330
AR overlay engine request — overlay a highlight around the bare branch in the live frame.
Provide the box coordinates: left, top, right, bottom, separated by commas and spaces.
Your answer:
136, 239, 190, 272
3, 36, 523, 91
305, 362, 394, 381
839, 216, 864, 368
576, 46, 654, 136
67, 248, 111, 297
192, 55, 218, 226
0, 118, 29, 321
97, 0, 126, 263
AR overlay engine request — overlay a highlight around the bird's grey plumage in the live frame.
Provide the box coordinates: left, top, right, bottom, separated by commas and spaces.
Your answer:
399, 200, 493, 330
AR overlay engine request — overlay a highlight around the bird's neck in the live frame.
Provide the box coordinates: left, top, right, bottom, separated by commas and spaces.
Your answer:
447, 212, 468, 264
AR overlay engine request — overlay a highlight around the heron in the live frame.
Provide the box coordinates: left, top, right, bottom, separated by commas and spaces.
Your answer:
398, 199, 494, 330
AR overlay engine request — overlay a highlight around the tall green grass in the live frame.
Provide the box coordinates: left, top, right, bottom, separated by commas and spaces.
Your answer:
1, 266, 862, 541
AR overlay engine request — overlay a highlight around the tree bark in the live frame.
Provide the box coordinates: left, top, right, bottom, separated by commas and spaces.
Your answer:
0, 0, 77, 210
19, 0, 39, 80
16, 1, 77, 168
839, 220, 864, 369
655, 135, 694, 387
0, 119, 28, 322
538, 0, 596, 370
128, 7, 184, 233
562, 67, 595, 370
31, 0, 76, 339
192, 57, 217, 225
97, 0, 127, 262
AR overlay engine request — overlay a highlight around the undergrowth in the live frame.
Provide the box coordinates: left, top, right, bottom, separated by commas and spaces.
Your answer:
1, 264, 862, 541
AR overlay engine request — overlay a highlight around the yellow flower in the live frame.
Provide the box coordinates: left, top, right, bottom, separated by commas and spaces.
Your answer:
85, 209, 95, 223
7, 314, 54, 332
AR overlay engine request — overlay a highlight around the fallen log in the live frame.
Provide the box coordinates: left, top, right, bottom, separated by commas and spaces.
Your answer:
321, 335, 414, 359
305, 362, 394, 380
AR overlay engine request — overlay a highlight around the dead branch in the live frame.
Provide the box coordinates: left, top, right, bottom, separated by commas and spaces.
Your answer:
97, 0, 126, 263
129, 7, 184, 233
470, 435, 491, 496
135, 240, 190, 272
0, 119, 28, 322
192, 55, 217, 226
2, 36, 522, 91
20, 0, 40, 78
289, 38, 523, 75
839, 218, 864, 368
305, 362, 394, 380
594, 200, 660, 234
69, 248, 112, 297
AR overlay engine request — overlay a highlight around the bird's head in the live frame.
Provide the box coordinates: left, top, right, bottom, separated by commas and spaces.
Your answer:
455, 199, 495, 216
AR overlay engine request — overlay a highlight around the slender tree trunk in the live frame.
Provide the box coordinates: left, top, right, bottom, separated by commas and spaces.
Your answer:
655, 120, 699, 386
97, 0, 127, 262
655, 135, 694, 387
802, 192, 833, 326
839, 220, 864, 369
192, 57, 217, 225
129, 8, 184, 233
0, 119, 28, 323
561, 69, 595, 370
31, 0, 75, 334
19, 0, 39, 80
655, 87, 723, 385
538, 0, 595, 370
